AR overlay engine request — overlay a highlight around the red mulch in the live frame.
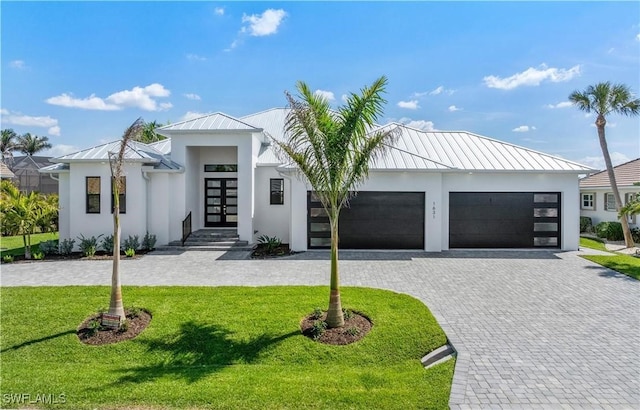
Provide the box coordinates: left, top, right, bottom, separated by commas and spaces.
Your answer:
300, 311, 372, 345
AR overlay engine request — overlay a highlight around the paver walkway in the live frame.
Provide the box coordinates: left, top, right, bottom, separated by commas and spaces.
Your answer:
1, 249, 638, 409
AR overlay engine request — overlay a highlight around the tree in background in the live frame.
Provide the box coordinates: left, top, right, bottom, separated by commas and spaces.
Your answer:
0, 180, 57, 259
136, 120, 167, 144
276, 76, 397, 328
569, 82, 639, 248
1, 129, 21, 164
18, 133, 52, 156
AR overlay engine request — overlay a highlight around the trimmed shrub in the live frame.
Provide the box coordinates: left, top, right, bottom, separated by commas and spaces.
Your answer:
77, 234, 103, 257
594, 221, 624, 241
579, 216, 593, 233
58, 239, 75, 256
38, 240, 58, 256
123, 235, 140, 252
101, 235, 114, 254
142, 232, 157, 251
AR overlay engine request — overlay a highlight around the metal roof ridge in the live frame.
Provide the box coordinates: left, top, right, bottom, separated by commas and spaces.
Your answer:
159, 112, 261, 131
381, 141, 457, 169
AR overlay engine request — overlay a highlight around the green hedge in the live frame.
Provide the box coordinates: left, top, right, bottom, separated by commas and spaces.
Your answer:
595, 221, 624, 241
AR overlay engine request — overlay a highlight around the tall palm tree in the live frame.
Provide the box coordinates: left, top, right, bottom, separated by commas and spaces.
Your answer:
1, 129, 20, 164
276, 76, 397, 328
18, 133, 52, 156
569, 82, 640, 248
137, 120, 167, 144
104, 118, 144, 328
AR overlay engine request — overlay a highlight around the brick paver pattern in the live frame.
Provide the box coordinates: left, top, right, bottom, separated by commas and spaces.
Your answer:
2, 249, 638, 409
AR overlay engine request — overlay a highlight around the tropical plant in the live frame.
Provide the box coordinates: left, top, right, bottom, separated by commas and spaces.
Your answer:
137, 120, 167, 144
569, 82, 640, 248
141, 232, 157, 251
100, 234, 114, 254
0, 180, 55, 259
77, 234, 103, 257
619, 192, 640, 220
1, 128, 20, 165
275, 76, 397, 328
58, 238, 75, 255
257, 234, 282, 254
35, 194, 58, 233
17, 133, 52, 156
122, 234, 140, 252
105, 118, 144, 327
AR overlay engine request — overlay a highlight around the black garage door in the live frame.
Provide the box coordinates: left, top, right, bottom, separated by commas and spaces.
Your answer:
308, 191, 425, 249
449, 192, 561, 248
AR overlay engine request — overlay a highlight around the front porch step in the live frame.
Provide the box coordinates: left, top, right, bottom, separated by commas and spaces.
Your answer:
157, 243, 253, 252
160, 228, 252, 251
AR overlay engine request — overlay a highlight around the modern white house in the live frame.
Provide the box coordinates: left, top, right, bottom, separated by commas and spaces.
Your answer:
41, 108, 595, 252
579, 158, 639, 227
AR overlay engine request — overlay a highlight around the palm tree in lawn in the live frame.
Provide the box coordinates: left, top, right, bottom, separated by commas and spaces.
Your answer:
276, 76, 398, 328
104, 118, 144, 328
569, 82, 640, 248
1, 128, 20, 164
18, 133, 52, 156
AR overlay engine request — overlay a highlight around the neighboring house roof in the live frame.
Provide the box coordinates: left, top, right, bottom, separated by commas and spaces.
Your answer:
0, 162, 15, 179
579, 158, 640, 189
39, 163, 69, 173
11, 155, 54, 170
157, 112, 262, 133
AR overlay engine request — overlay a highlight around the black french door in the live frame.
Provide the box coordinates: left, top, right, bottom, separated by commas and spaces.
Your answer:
204, 178, 238, 227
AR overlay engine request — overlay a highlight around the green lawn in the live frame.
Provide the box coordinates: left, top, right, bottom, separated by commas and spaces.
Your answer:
580, 236, 640, 280
0, 286, 454, 409
0, 232, 59, 257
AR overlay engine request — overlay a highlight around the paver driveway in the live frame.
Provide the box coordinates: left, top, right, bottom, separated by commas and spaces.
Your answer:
2, 249, 639, 409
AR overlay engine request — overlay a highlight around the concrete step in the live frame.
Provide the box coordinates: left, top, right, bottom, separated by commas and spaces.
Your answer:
156, 243, 253, 252
421, 343, 456, 369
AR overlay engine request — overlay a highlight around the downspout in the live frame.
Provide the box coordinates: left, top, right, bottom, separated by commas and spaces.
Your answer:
142, 170, 151, 236
48, 173, 60, 181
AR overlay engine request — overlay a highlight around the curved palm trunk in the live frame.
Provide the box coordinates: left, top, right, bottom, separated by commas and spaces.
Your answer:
326, 214, 344, 328
596, 116, 634, 248
108, 190, 125, 324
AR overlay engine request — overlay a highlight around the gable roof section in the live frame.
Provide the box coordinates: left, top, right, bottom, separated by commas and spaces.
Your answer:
158, 112, 262, 133
579, 158, 640, 188
0, 162, 15, 178
11, 155, 54, 170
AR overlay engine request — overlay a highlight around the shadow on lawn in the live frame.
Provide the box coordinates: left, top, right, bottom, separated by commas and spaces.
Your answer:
0, 330, 76, 353
113, 321, 298, 384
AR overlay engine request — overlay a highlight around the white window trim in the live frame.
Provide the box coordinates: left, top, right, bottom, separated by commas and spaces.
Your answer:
580, 192, 595, 210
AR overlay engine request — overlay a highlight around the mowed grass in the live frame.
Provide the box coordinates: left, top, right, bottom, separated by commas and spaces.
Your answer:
0, 232, 58, 257
0, 286, 453, 409
580, 237, 640, 280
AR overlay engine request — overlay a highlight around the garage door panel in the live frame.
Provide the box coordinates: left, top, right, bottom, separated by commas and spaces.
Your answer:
449, 192, 561, 249
308, 191, 424, 249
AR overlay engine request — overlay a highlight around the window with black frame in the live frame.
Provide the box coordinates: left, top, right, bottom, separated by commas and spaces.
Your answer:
270, 178, 284, 205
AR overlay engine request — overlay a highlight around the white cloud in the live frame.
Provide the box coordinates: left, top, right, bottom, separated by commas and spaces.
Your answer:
636, 33, 640, 41
47, 126, 61, 136
448, 105, 462, 112
214, 7, 225, 16
579, 152, 631, 170
546, 101, 573, 109
186, 53, 207, 61
47, 83, 172, 112
430, 86, 444, 95
241, 9, 287, 37
180, 111, 210, 121
341, 94, 349, 103
512, 125, 536, 132
399, 117, 436, 131
484, 64, 581, 90
9, 60, 26, 69
184, 93, 201, 101
314, 89, 335, 101
427, 86, 455, 96
43, 144, 80, 157
0, 109, 9, 115
397, 100, 420, 110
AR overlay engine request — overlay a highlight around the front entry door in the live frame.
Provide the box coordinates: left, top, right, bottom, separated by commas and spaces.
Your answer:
205, 178, 238, 227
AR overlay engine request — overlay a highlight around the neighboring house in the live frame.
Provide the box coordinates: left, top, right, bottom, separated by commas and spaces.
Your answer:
11, 155, 59, 194
41, 108, 594, 252
0, 162, 15, 180
579, 158, 640, 227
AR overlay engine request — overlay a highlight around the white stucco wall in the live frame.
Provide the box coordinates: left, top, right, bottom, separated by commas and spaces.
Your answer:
579, 187, 638, 227
65, 162, 148, 250
253, 166, 291, 243
57, 172, 71, 241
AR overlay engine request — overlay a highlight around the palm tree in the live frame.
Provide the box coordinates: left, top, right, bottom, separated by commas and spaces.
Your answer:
104, 118, 144, 328
569, 82, 640, 248
276, 76, 397, 328
18, 133, 52, 156
137, 120, 167, 144
1, 129, 20, 164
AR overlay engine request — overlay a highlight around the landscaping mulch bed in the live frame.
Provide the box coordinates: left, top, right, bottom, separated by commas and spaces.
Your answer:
77, 309, 152, 346
251, 244, 297, 259
3, 250, 150, 264
300, 311, 372, 345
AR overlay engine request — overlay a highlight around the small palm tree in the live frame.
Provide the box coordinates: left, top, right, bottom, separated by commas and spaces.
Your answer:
276, 76, 397, 328
569, 82, 639, 248
1, 129, 20, 164
18, 133, 52, 156
104, 118, 144, 327
137, 120, 167, 144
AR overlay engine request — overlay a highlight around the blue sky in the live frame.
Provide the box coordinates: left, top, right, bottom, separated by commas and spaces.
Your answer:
2, 1, 639, 169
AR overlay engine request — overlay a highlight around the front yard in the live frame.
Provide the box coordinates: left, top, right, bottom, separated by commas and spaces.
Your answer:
0, 286, 454, 409
580, 237, 640, 280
